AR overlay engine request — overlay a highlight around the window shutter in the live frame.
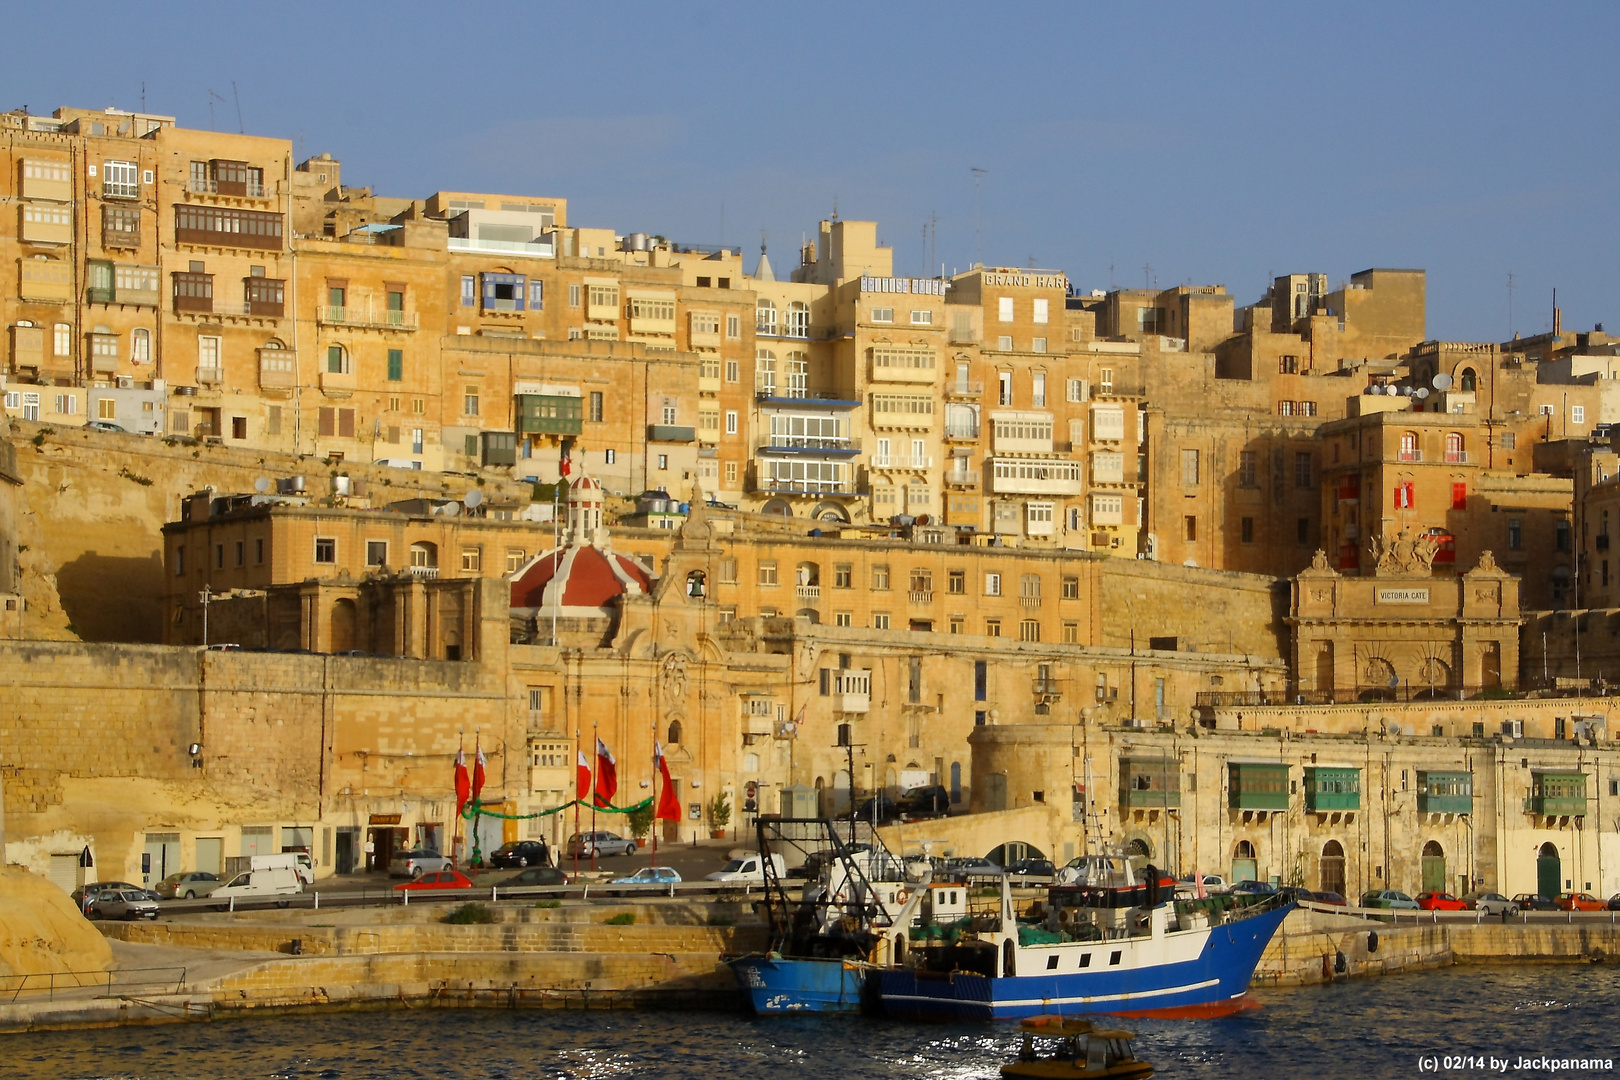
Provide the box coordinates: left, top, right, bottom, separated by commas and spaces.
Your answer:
318, 407, 335, 437
483, 275, 497, 309
387, 349, 403, 381
338, 409, 355, 438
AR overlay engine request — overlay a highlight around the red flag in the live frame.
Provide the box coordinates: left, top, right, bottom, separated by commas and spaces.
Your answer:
655, 742, 681, 822
453, 748, 470, 819
559, 440, 572, 477
575, 750, 592, 801
471, 745, 487, 802
594, 737, 618, 807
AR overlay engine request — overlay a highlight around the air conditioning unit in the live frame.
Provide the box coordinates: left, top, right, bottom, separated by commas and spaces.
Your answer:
115, 375, 134, 389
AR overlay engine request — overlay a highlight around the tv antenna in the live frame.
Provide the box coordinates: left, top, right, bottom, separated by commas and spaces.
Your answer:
232, 81, 244, 134
1506, 270, 1515, 337
970, 167, 987, 268
207, 89, 226, 131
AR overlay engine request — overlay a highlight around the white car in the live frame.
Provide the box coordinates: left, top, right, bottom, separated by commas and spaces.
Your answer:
1174, 873, 1230, 896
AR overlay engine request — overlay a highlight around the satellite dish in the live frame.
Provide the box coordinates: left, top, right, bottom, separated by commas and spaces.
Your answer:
253, 477, 271, 493
1415, 388, 1430, 399
464, 489, 484, 509
1432, 373, 1453, 391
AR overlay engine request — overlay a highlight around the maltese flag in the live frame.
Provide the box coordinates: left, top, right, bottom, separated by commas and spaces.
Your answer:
594, 737, 618, 807
471, 745, 487, 802
655, 742, 681, 822
575, 750, 592, 801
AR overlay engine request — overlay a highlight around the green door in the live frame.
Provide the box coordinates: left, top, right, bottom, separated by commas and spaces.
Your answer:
1420, 841, 1445, 894
1536, 847, 1561, 899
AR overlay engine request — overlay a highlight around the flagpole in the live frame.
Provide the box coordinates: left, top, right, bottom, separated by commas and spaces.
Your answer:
590, 720, 600, 873
572, 726, 582, 884
650, 715, 659, 869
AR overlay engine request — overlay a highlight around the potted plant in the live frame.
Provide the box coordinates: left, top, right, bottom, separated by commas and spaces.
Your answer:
627, 802, 654, 847
706, 791, 732, 840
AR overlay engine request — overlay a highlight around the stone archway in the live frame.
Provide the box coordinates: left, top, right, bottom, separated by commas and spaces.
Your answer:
1232, 840, 1258, 885
1421, 840, 1445, 894
1319, 840, 1346, 897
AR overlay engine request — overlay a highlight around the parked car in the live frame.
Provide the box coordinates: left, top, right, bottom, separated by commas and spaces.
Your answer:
705, 853, 786, 884
1416, 891, 1469, 911
154, 872, 223, 899
504, 865, 567, 887
1511, 893, 1560, 912
1173, 873, 1231, 897
394, 849, 454, 878
849, 796, 902, 824
895, 784, 951, 819
86, 889, 160, 921
212, 867, 302, 906
394, 870, 475, 892
566, 831, 637, 858
1307, 890, 1348, 906
1232, 880, 1281, 896
1608, 893, 1620, 912
488, 840, 551, 869
1555, 891, 1606, 912
1005, 858, 1056, 882
1359, 889, 1420, 910
87, 421, 127, 433
614, 867, 682, 885
944, 857, 1003, 879
1461, 891, 1520, 916
72, 881, 158, 909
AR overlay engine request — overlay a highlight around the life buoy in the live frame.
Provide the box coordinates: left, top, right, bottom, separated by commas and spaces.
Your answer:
834, 890, 849, 904
895, 889, 909, 904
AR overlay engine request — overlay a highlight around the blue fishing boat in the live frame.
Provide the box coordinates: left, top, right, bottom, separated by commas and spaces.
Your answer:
727, 817, 923, 1014
874, 854, 1293, 1021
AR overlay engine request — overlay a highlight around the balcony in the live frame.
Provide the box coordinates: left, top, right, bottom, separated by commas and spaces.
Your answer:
755, 388, 860, 407
944, 468, 981, 488
833, 670, 871, 713
102, 179, 140, 200
258, 350, 296, 390
909, 590, 933, 605
1019, 595, 1042, 608
1524, 793, 1587, 816
871, 454, 933, 470
196, 366, 224, 386
945, 380, 984, 398
320, 369, 357, 394
756, 436, 861, 455
944, 423, 980, 441
1417, 772, 1472, 815
1227, 763, 1290, 811
1122, 786, 1181, 809
319, 306, 417, 331
187, 178, 269, 198
1032, 677, 1064, 698
752, 476, 863, 497
1397, 449, 1423, 462
407, 565, 440, 579
517, 395, 583, 436
796, 584, 821, 601
988, 457, 1084, 495
698, 375, 722, 394
647, 424, 696, 443
1303, 768, 1360, 812
1445, 451, 1470, 464
448, 235, 555, 259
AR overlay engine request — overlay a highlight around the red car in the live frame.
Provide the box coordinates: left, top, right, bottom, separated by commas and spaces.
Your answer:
1555, 892, 1606, 912
1415, 891, 1468, 911
394, 870, 475, 892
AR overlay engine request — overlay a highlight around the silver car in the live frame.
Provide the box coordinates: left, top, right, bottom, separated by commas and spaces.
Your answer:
1462, 891, 1520, 916
86, 889, 160, 920
395, 849, 454, 878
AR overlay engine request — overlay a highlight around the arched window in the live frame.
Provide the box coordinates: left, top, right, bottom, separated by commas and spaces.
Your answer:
1459, 368, 1477, 392
130, 328, 151, 364
53, 322, 71, 357
786, 301, 809, 339
1125, 837, 1151, 859
1234, 840, 1256, 859
666, 720, 682, 745
1399, 431, 1420, 461
755, 349, 777, 396
326, 344, 350, 374
755, 299, 777, 335
1445, 432, 1464, 463
409, 541, 438, 570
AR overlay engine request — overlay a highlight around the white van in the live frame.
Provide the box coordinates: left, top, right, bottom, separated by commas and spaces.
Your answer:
704, 853, 786, 884
251, 852, 314, 885
212, 867, 302, 906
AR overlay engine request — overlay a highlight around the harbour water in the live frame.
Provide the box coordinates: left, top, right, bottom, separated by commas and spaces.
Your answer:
9, 963, 1617, 1079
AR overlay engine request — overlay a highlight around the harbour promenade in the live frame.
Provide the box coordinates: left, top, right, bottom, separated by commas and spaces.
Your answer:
5, 897, 1620, 1033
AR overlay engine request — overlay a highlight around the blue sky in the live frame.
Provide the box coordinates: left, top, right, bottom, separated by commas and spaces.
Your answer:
6, 1, 1616, 341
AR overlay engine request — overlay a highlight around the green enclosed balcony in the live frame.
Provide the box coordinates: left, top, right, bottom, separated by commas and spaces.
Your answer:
1228, 762, 1289, 811
1120, 756, 1180, 809
1524, 771, 1587, 816
1417, 771, 1472, 814
1303, 766, 1360, 811
516, 394, 583, 436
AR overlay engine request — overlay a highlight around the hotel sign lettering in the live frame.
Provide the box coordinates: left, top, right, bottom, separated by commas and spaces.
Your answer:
1375, 587, 1430, 605
982, 272, 1067, 290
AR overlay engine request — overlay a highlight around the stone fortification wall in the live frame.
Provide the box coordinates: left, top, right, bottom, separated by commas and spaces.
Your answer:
1096, 557, 1287, 659
7, 422, 531, 643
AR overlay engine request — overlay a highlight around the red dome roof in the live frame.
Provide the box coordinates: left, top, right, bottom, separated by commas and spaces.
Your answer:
510, 545, 653, 610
